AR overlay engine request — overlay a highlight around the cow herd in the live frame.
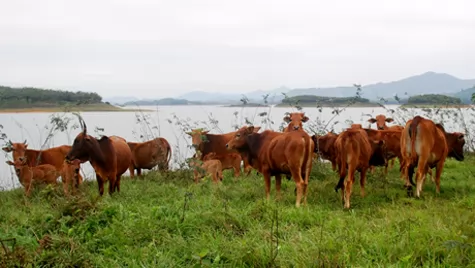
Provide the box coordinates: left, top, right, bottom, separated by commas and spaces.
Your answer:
2, 112, 467, 210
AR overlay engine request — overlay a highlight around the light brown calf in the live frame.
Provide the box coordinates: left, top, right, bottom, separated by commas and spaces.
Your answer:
190, 152, 223, 183
60, 159, 82, 196
6, 158, 60, 196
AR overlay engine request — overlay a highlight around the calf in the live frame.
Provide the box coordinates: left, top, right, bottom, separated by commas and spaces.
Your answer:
401, 116, 465, 197
65, 115, 132, 196
60, 159, 82, 196
226, 126, 314, 208
334, 129, 387, 209
127, 137, 172, 178
189, 152, 223, 183
186, 127, 261, 176
2, 141, 85, 183
6, 158, 60, 196
363, 128, 403, 175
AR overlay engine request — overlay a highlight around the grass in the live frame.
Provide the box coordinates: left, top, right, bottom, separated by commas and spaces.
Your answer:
1, 158, 475, 267
0, 103, 153, 113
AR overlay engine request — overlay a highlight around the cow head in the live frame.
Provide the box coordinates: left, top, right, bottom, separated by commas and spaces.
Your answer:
203, 152, 217, 161
283, 112, 309, 131
226, 126, 255, 150
2, 140, 28, 161
350, 124, 363, 130
446, 132, 465, 161
368, 114, 394, 130
66, 114, 94, 161
186, 129, 209, 151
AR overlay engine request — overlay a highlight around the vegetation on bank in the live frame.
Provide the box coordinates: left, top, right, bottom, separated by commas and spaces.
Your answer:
124, 98, 190, 106
277, 94, 380, 108
401, 94, 463, 107
1, 158, 474, 267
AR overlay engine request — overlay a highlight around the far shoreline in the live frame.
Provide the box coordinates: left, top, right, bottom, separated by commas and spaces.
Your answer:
275, 102, 382, 108
0, 104, 154, 114
400, 104, 473, 108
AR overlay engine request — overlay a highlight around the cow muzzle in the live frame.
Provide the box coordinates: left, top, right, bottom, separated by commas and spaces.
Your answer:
293, 126, 300, 130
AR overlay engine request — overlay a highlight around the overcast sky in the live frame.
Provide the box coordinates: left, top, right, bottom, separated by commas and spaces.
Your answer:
1, 0, 474, 99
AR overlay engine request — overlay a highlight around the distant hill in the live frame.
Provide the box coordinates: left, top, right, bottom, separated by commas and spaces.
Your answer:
285, 72, 475, 100
178, 86, 290, 104
103, 96, 140, 105
124, 98, 189, 106
452, 87, 475, 104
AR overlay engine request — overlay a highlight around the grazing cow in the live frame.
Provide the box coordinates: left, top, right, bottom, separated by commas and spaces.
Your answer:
189, 152, 223, 183
127, 137, 172, 178
65, 116, 132, 196
6, 158, 60, 196
60, 159, 82, 196
186, 127, 261, 176
334, 129, 387, 209
401, 116, 465, 197
2, 141, 85, 183
283, 112, 309, 132
312, 132, 339, 171
226, 126, 314, 207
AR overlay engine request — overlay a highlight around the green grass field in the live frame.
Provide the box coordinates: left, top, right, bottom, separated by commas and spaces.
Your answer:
1, 158, 474, 267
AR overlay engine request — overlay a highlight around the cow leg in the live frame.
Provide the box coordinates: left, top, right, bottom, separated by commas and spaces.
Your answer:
136, 168, 142, 177
415, 163, 427, 199
233, 165, 241, 178
344, 164, 356, 209
115, 175, 121, 193
389, 159, 395, 169
262, 171, 272, 201
275, 174, 282, 200
62, 178, 69, 197
290, 169, 305, 208
360, 169, 367, 198
128, 165, 135, 179
434, 160, 445, 194
96, 174, 105, 196
286, 175, 292, 181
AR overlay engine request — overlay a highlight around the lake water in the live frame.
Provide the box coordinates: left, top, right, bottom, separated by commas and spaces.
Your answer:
1, 104, 473, 190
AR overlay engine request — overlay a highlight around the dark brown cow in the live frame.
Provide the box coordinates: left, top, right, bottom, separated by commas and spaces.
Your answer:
363, 128, 403, 175
312, 132, 339, 171
2, 141, 85, 183
6, 158, 60, 196
401, 116, 465, 197
367, 114, 404, 170
65, 116, 132, 196
186, 127, 261, 176
226, 126, 314, 207
127, 137, 172, 178
283, 112, 309, 132
334, 129, 387, 209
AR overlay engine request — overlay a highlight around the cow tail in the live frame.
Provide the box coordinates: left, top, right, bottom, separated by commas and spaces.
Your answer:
335, 141, 347, 193
165, 140, 172, 169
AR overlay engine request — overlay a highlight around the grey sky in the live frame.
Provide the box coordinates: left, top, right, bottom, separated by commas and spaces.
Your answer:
1, 0, 474, 98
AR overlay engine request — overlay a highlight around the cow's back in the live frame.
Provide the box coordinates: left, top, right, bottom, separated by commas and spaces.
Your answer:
202, 132, 236, 156
265, 131, 313, 173
110, 136, 132, 176
336, 130, 372, 169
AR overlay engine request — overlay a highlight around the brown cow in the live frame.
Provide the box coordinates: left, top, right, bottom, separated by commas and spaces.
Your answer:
350, 124, 363, 129
312, 132, 339, 171
6, 158, 60, 196
367, 114, 404, 170
334, 129, 387, 209
65, 116, 132, 196
127, 137, 172, 178
226, 126, 314, 207
186, 127, 261, 176
2, 141, 85, 183
189, 152, 223, 183
60, 159, 83, 196
401, 116, 465, 197
283, 112, 309, 132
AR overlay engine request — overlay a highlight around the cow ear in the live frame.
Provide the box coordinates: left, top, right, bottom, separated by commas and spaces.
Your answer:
186, 132, 192, 136
368, 118, 377, 124
283, 116, 291, 123
247, 126, 255, 134
385, 118, 394, 123
302, 116, 309, 122
2, 147, 12, 152
202, 131, 209, 135
459, 134, 465, 140
253, 126, 261, 132
5, 160, 14, 166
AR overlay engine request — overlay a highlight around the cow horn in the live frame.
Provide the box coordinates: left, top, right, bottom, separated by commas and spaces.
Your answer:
23, 139, 27, 145
8, 140, 13, 146
74, 113, 87, 134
